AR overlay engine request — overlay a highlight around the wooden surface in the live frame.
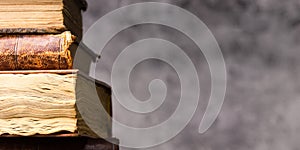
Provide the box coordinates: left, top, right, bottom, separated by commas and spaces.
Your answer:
0, 70, 112, 138
0, 31, 74, 70
0, 137, 119, 150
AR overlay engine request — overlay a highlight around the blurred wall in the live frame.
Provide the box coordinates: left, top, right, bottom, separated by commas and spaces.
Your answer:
82, 0, 300, 149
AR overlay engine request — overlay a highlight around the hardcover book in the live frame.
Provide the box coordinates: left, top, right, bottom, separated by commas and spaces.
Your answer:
0, 31, 74, 70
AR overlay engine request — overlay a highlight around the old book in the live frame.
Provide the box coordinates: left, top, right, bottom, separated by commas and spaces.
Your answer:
0, 137, 119, 150
0, 31, 74, 70
0, 0, 86, 40
0, 70, 112, 138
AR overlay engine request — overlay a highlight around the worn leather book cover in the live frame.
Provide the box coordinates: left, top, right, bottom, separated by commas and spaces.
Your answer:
0, 31, 74, 70
0, 137, 119, 150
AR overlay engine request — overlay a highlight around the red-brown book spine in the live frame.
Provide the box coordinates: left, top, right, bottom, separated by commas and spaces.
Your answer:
0, 31, 74, 70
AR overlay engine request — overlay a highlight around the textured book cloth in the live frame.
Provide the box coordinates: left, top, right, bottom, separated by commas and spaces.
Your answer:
0, 31, 74, 70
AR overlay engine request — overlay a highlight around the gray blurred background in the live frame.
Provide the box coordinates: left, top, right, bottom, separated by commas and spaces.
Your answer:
82, 0, 300, 149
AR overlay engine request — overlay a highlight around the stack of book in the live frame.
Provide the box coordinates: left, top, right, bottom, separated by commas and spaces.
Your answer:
0, 0, 113, 141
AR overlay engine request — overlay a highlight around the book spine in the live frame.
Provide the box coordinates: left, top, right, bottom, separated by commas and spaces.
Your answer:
0, 31, 73, 70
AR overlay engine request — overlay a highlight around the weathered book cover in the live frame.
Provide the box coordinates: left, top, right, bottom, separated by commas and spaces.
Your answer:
0, 137, 119, 150
0, 31, 74, 70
